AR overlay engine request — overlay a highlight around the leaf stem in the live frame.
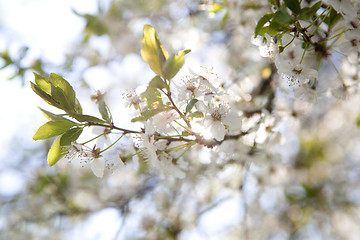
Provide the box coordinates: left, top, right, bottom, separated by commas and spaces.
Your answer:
306, 5, 331, 30
80, 129, 111, 145
100, 134, 124, 154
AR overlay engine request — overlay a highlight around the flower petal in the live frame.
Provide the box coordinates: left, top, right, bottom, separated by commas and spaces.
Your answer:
210, 121, 226, 141
90, 158, 105, 178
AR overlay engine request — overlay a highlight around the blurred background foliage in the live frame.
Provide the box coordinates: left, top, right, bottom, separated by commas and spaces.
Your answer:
1, 0, 360, 239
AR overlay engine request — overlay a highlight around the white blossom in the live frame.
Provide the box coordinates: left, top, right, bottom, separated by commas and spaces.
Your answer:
135, 132, 159, 168
331, 85, 350, 100
323, 0, 357, 20
123, 88, 144, 110
63, 143, 106, 178
157, 152, 186, 179
146, 110, 179, 135
339, 28, 360, 54
134, 132, 187, 178
199, 99, 241, 141
175, 71, 220, 104
252, 33, 279, 59
63, 142, 84, 163
277, 58, 318, 87
90, 157, 105, 178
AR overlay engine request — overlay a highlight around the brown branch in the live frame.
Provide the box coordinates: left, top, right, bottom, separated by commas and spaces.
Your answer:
87, 122, 143, 134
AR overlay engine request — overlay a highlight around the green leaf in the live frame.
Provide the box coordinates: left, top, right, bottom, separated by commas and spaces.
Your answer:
48, 73, 76, 112
272, 8, 294, 27
141, 86, 164, 109
323, 8, 342, 29
220, 10, 229, 29
38, 107, 71, 122
255, 13, 274, 37
47, 136, 64, 166
141, 108, 166, 119
33, 121, 77, 140
188, 111, 204, 119
130, 115, 147, 122
71, 114, 106, 123
185, 99, 198, 113
50, 84, 74, 112
74, 98, 83, 114
49, 73, 76, 105
181, 131, 190, 136
31, 82, 61, 108
34, 73, 51, 94
268, 21, 289, 32
141, 24, 168, 76
32, 73, 78, 113
162, 49, 191, 80
299, 2, 322, 20
259, 8, 293, 37
209, 3, 223, 13
60, 127, 83, 146
257, 26, 282, 37
149, 75, 168, 89
284, 0, 300, 14
98, 98, 111, 122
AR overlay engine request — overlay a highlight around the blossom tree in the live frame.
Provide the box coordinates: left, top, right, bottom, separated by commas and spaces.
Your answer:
1, 0, 360, 239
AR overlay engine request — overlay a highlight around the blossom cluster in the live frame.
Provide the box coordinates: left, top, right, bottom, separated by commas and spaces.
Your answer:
31, 0, 359, 180
126, 67, 242, 178
253, 0, 360, 101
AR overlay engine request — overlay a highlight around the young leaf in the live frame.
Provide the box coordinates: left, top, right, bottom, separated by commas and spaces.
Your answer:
60, 127, 83, 146
71, 114, 106, 123
272, 8, 294, 27
299, 2, 322, 20
130, 115, 147, 122
141, 86, 164, 109
50, 84, 75, 112
255, 13, 274, 37
47, 136, 64, 166
323, 8, 342, 29
141, 24, 168, 76
98, 98, 111, 122
38, 107, 71, 122
74, 98, 83, 114
209, 3, 223, 13
31, 82, 61, 108
149, 75, 168, 89
31, 73, 79, 113
220, 10, 229, 29
284, 0, 301, 14
188, 111, 204, 119
185, 99, 198, 113
181, 131, 190, 136
162, 49, 191, 80
33, 121, 77, 140
34, 73, 51, 94
49, 73, 76, 110
257, 26, 282, 37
